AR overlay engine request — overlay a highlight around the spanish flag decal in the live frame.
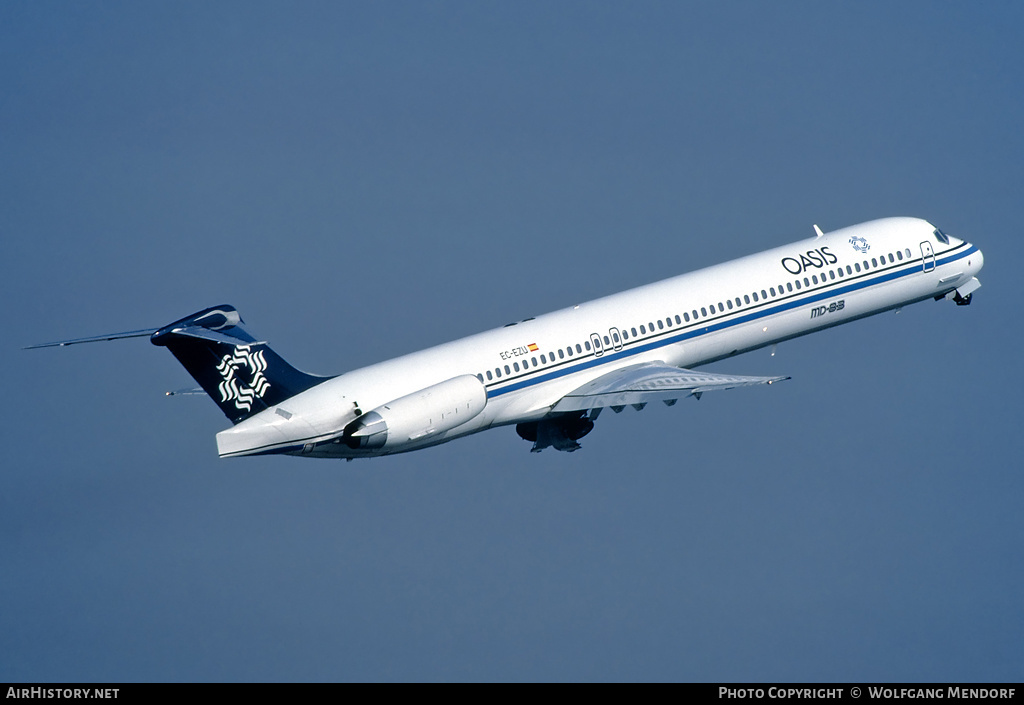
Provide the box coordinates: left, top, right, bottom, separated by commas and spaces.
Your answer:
527, 343, 539, 352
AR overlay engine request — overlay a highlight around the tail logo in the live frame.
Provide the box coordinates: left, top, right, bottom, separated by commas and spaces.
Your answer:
216, 345, 271, 412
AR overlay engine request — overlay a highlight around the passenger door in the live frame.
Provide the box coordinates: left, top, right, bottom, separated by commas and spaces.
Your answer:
920, 241, 936, 272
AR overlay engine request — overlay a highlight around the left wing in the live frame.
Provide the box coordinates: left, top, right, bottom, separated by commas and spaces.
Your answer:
551, 362, 789, 413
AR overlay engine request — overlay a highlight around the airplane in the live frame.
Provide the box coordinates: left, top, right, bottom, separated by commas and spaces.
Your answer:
28, 217, 983, 459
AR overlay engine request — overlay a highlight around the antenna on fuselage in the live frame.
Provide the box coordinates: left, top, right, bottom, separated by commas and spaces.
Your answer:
813, 224, 824, 238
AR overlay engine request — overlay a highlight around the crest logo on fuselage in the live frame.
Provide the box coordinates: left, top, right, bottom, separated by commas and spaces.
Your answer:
849, 236, 870, 253
216, 344, 270, 411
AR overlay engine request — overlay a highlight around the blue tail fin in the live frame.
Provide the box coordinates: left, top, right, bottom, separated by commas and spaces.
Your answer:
150, 305, 330, 424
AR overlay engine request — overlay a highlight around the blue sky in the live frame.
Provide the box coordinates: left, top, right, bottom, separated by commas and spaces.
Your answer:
2, 1, 1021, 681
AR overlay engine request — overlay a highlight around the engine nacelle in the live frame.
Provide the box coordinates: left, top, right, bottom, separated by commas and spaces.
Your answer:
344, 375, 487, 451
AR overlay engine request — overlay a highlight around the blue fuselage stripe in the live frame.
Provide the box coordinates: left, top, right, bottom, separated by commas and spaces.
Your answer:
487, 244, 977, 399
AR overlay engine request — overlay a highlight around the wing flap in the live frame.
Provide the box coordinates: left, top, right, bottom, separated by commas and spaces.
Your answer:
551, 362, 789, 413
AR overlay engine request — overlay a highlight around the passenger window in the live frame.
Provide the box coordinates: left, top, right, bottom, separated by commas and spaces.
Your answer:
871, 258, 877, 267
863, 260, 869, 270
657, 320, 664, 329
567, 347, 574, 357
648, 321, 654, 330
514, 362, 520, 372
726, 300, 733, 310
770, 287, 776, 297
735, 298, 741, 307
486, 370, 493, 381
744, 294, 750, 304
476, 373, 483, 382
603, 335, 610, 346
522, 359, 528, 370
631, 327, 637, 337
888, 253, 894, 263
855, 263, 861, 272
576, 344, 582, 354
532, 357, 538, 366
584, 341, 591, 351
675, 315, 681, 324
540, 354, 546, 364
906, 248, 912, 258
684, 312, 690, 322
795, 280, 802, 290
761, 289, 767, 299
829, 270, 835, 280
897, 251, 903, 261
701, 307, 707, 316
812, 275, 818, 284
692, 310, 699, 319
787, 283, 794, 292
558, 349, 564, 359
803, 277, 809, 287
752, 292, 758, 302
718, 303, 725, 312
640, 325, 646, 334
504, 365, 510, 375
846, 265, 852, 275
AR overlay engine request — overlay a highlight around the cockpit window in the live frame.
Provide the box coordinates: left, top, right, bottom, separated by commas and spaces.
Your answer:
934, 228, 950, 245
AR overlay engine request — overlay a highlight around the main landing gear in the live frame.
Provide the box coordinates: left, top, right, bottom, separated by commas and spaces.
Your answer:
516, 411, 596, 453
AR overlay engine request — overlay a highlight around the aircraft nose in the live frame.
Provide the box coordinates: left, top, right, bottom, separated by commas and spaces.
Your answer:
970, 244, 985, 274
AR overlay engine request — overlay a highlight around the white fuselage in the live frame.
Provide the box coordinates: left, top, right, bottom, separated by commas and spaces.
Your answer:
216, 217, 984, 459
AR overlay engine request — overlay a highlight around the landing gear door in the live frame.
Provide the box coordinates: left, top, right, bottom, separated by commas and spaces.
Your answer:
921, 241, 936, 272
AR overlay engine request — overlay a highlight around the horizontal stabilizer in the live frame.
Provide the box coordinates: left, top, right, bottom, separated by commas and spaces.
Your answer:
24, 328, 158, 349
551, 362, 789, 413
164, 325, 265, 347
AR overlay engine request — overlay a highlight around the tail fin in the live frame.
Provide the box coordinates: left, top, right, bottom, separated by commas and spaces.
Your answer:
151, 305, 330, 424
